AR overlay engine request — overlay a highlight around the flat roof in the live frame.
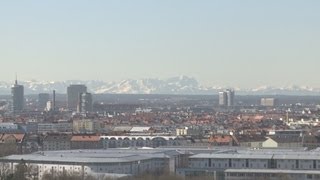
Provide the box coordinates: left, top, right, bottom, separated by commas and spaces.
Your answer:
130, 127, 151, 132
225, 169, 320, 174
0, 149, 180, 164
188, 148, 320, 160
190, 153, 273, 159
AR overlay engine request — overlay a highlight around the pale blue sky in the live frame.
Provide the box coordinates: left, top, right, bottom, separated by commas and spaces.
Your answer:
0, 1, 319, 88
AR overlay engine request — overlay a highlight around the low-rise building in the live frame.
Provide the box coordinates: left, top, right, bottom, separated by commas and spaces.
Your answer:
73, 119, 104, 133
262, 137, 278, 148
71, 135, 102, 149
303, 135, 320, 149
42, 134, 72, 151
177, 148, 320, 180
130, 126, 154, 134
0, 133, 25, 154
0, 149, 184, 180
208, 135, 237, 146
176, 127, 202, 136
0, 123, 19, 133
38, 122, 72, 134
269, 136, 303, 148
21, 134, 41, 154
235, 135, 268, 148
225, 169, 320, 180
100, 136, 182, 148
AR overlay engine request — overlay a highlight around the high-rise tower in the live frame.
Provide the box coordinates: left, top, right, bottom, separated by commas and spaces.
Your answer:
219, 91, 227, 106
11, 76, 24, 113
218, 89, 235, 107
67, 85, 87, 111
226, 89, 235, 107
78, 92, 93, 113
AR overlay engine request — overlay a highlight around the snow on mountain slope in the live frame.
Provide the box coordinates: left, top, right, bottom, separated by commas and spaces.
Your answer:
0, 77, 319, 95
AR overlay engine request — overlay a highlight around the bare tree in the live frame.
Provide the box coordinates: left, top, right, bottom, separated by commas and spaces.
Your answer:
0, 163, 11, 180
11, 159, 28, 180
42, 171, 100, 180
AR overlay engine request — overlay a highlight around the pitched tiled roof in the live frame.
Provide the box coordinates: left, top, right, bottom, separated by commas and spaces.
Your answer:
0, 133, 25, 143
71, 135, 101, 142
209, 135, 233, 143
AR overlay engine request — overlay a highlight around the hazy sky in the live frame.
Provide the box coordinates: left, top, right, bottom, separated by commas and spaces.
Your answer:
0, 1, 319, 88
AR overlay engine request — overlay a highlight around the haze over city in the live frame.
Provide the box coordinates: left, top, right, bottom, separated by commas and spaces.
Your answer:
2, 1, 320, 180
1, 0, 320, 88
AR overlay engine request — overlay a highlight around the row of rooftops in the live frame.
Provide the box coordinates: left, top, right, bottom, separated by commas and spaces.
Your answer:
42, 134, 180, 142
190, 148, 320, 160
2, 147, 320, 164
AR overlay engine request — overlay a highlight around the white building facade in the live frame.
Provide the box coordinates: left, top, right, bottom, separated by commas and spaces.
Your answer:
177, 149, 320, 180
0, 149, 182, 180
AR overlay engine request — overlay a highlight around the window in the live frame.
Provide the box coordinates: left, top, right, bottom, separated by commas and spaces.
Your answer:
307, 174, 312, 179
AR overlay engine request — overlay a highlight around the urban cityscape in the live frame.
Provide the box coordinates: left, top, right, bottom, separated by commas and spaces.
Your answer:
1, 1, 320, 180
1, 76, 320, 180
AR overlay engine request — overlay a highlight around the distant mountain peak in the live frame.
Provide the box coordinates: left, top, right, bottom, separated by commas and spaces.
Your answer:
0, 76, 319, 95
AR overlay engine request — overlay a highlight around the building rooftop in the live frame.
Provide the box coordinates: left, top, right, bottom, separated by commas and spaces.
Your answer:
0, 133, 25, 143
0, 149, 181, 164
130, 127, 151, 133
112, 126, 132, 132
71, 135, 100, 142
190, 148, 320, 160
190, 153, 273, 159
225, 169, 320, 174
43, 134, 72, 142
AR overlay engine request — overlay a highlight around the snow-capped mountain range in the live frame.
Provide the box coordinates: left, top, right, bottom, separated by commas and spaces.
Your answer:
0, 76, 319, 95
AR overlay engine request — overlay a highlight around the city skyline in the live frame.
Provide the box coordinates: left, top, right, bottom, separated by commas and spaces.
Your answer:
1, 1, 320, 88
1, 1, 320, 179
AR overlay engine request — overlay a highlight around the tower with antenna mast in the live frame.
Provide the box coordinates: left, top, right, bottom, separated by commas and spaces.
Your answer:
11, 74, 24, 114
